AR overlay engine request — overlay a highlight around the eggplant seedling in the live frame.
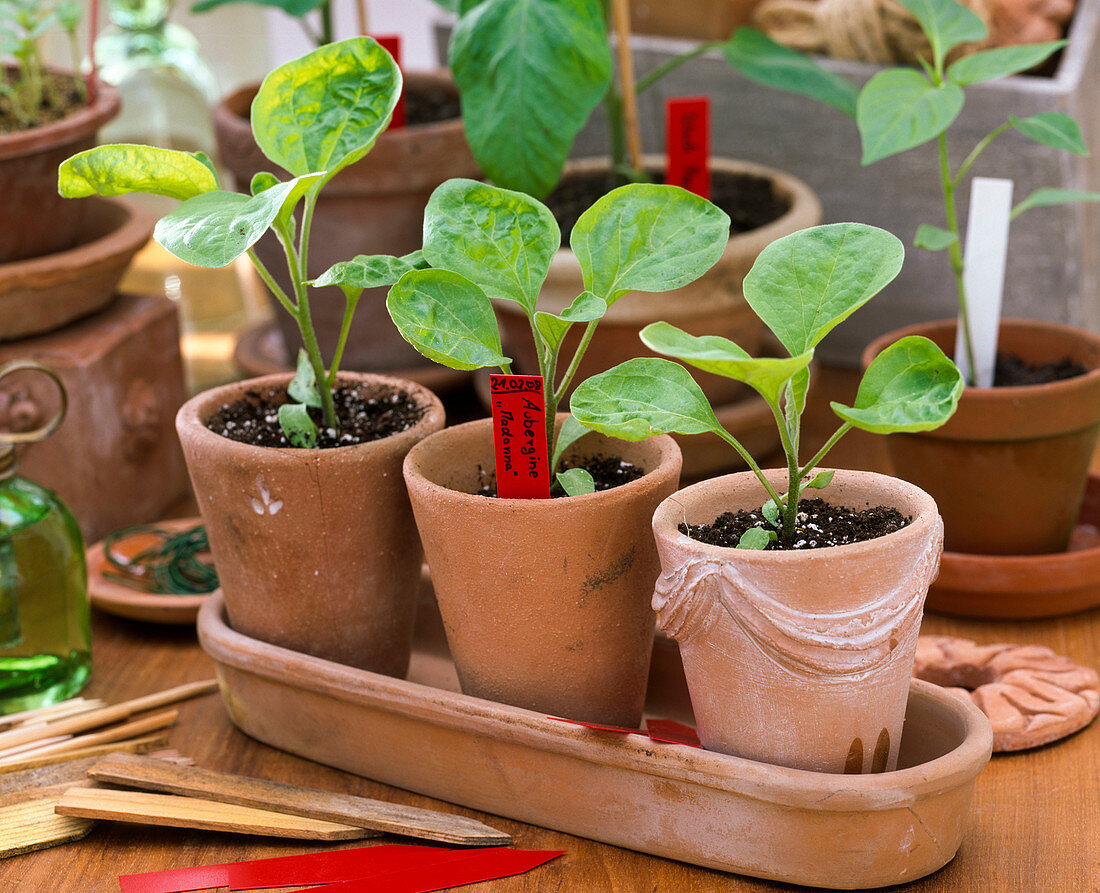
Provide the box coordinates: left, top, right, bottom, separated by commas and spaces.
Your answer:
571, 223, 965, 546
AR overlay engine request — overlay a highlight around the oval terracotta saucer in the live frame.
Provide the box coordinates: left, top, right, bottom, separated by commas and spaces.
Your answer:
927, 475, 1100, 619
86, 517, 214, 625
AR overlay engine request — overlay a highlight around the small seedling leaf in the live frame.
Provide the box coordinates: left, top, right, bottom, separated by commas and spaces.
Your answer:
250, 172, 280, 195
894, 0, 987, 71
552, 414, 593, 471
1010, 112, 1089, 156
1012, 188, 1100, 219
557, 468, 595, 497
386, 269, 510, 371
804, 469, 835, 490
947, 40, 1065, 85
571, 184, 731, 303
737, 527, 773, 550
287, 349, 322, 407
59, 145, 219, 201
858, 69, 964, 165
831, 336, 963, 432
278, 402, 318, 448
914, 223, 957, 250
761, 499, 780, 525
535, 292, 607, 352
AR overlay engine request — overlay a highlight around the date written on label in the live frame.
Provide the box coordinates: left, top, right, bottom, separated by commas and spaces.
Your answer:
490, 374, 550, 499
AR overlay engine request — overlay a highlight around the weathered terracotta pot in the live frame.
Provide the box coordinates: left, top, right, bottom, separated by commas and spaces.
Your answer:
497, 156, 822, 404
176, 372, 445, 674
403, 417, 682, 727
652, 469, 944, 773
862, 318, 1100, 555
212, 73, 479, 371
0, 74, 119, 264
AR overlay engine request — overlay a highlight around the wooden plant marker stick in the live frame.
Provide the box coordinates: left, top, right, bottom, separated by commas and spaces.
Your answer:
0, 735, 72, 759
55, 788, 378, 841
0, 711, 178, 765
89, 753, 512, 846
0, 698, 105, 732
611, 0, 643, 172
0, 679, 215, 752
0, 736, 169, 776
0, 798, 93, 858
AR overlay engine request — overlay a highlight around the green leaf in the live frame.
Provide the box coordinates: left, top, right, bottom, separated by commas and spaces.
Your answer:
571, 357, 724, 441
914, 223, 957, 250
313, 254, 420, 290
278, 403, 318, 448
153, 174, 323, 268
386, 270, 510, 371
252, 36, 401, 178
557, 468, 596, 497
250, 171, 280, 195
1011, 113, 1089, 156
831, 336, 963, 432
857, 69, 964, 165
761, 499, 780, 525
640, 321, 813, 406
287, 349, 322, 408
722, 27, 858, 118
804, 469, 835, 490
895, 0, 987, 71
535, 292, 607, 353
58, 145, 218, 201
743, 223, 905, 356
571, 184, 731, 303
400, 249, 430, 270
422, 179, 560, 314
737, 527, 774, 550
192, 0, 325, 13
552, 414, 593, 471
450, 0, 611, 198
1012, 188, 1100, 219
947, 40, 1065, 85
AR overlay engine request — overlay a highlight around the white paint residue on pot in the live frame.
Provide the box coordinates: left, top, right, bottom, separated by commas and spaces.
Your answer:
250, 474, 283, 515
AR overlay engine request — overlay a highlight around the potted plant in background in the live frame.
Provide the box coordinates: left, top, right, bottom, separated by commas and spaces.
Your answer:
851, 0, 1100, 558
571, 222, 964, 772
59, 36, 445, 675
390, 177, 735, 726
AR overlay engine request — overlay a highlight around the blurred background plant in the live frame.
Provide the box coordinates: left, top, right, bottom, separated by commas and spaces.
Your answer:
0, 0, 84, 130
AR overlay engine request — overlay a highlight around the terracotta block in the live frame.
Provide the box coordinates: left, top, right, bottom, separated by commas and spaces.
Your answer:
0, 293, 189, 542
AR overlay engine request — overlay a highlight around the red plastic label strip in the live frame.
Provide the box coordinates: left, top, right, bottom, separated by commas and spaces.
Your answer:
119, 863, 230, 893
490, 374, 550, 499
374, 35, 405, 129
665, 96, 710, 200
646, 718, 703, 748
551, 717, 640, 735
228, 844, 460, 890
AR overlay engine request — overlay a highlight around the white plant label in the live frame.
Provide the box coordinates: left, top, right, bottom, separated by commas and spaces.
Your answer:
955, 177, 1014, 388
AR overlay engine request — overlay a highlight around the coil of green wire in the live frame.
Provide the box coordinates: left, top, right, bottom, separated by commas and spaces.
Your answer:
102, 524, 219, 595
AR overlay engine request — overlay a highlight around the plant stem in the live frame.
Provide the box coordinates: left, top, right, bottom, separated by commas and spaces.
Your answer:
319, 1, 334, 45
246, 249, 297, 316
610, 0, 643, 173
766, 400, 801, 543
636, 43, 716, 95
604, 88, 626, 176
554, 319, 600, 403
798, 421, 853, 479
714, 429, 784, 508
952, 122, 1011, 188
326, 291, 361, 391
937, 131, 977, 386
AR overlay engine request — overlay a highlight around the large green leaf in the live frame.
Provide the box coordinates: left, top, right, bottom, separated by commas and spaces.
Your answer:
386, 270, 510, 371
1012, 188, 1100, 219
947, 41, 1065, 85
450, 0, 611, 198
252, 37, 401, 178
192, 0, 325, 13
153, 174, 322, 267
858, 69, 964, 164
422, 179, 560, 314
1011, 113, 1089, 156
58, 145, 218, 201
535, 291, 607, 353
722, 27, 858, 118
571, 184, 730, 303
640, 321, 813, 406
831, 336, 963, 432
895, 0, 987, 71
743, 223, 905, 356
313, 254, 421, 290
570, 357, 723, 441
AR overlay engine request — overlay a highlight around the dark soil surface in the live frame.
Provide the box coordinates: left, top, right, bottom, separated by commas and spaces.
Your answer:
206, 381, 425, 448
680, 498, 910, 550
994, 352, 1089, 387
477, 454, 645, 497
543, 168, 789, 242
0, 72, 85, 133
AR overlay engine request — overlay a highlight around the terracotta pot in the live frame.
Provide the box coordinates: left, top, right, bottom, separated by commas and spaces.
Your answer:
403, 417, 682, 727
630, 0, 766, 40
213, 73, 480, 372
0, 197, 153, 341
176, 372, 445, 674
497, 156, 822, 404
0, 75, 120, 264
652, 469, 944, 773
862, 318, 1100, 555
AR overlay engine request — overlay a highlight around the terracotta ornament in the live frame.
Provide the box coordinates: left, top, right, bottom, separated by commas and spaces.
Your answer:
914, 635, 1100, 751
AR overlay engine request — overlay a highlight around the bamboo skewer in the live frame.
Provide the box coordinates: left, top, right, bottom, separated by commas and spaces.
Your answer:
0, 699, 106, 733
0, 711, 178, 765
0, 736, 73, 759
611, 0, 644, 173
0, 736, 171, 775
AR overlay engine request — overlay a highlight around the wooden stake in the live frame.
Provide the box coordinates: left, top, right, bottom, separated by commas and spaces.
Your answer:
0, 737, 170, 775
356, 0, 369, 35
0, 699, 105, 733
0, 711, 178, 765
611, 0, 643, 173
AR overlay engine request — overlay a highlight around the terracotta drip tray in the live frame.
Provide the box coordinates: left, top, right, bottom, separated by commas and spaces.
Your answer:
198, 592, 992, 890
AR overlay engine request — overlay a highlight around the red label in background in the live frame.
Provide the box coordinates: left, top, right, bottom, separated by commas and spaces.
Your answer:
490, 374, 550, 499
666, 97, 710, 200
374, 34, 405, 129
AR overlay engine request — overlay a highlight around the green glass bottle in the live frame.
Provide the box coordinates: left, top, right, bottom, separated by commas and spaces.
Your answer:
0, 361, 90, 715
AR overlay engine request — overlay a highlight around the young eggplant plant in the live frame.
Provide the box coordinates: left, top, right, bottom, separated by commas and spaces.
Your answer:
379, 177, 730, 494
57, 37, 414, 447
571, 223, 966, 546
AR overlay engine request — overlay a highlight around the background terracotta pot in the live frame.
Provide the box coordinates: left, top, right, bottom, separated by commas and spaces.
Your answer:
0, 76, 120, 264
213, 73, 479, 372
862, 318, 1100, 555
176, 372, 445, 675
652, 469, 943, 773
403, 417, 681, 727
497, 156, 822, 405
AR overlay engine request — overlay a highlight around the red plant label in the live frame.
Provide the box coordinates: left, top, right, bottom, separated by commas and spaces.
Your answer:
490, 374, 550, 499
665, 96, 710, 199
374, 34, 405, 129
